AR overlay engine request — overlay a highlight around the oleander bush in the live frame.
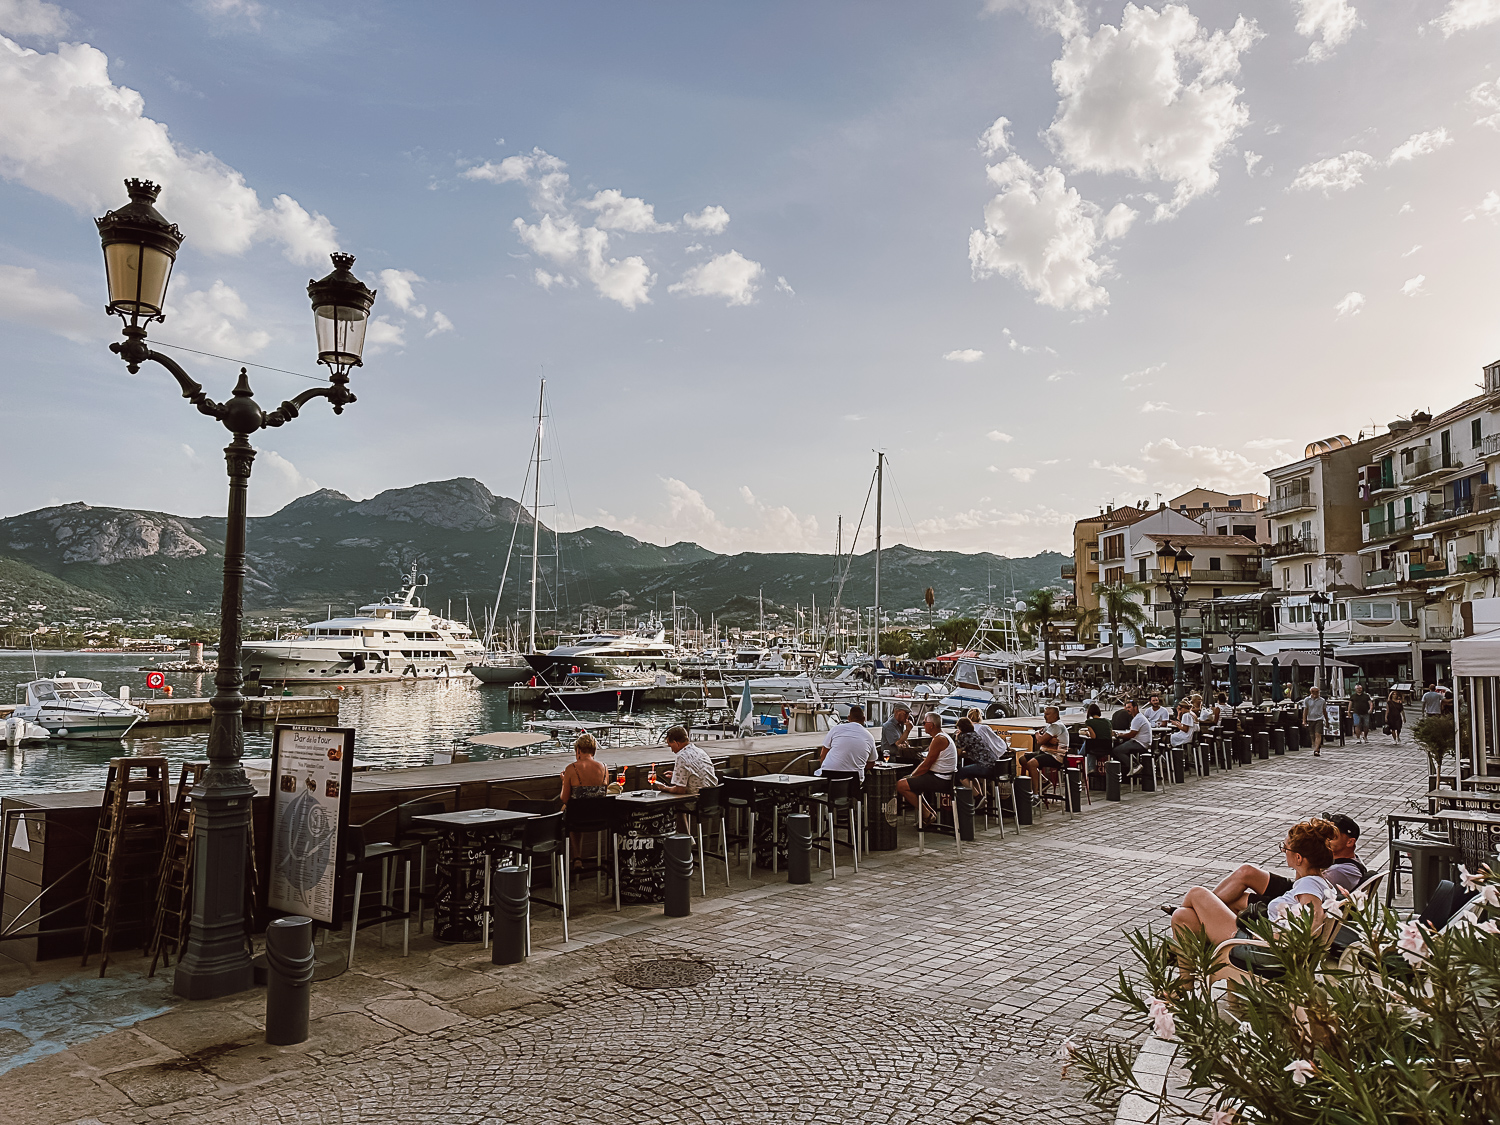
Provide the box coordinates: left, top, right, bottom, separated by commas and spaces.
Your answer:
1068, 867, 1500, 1124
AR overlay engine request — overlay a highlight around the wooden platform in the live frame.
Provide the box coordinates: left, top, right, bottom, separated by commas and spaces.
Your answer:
0, 696, 341, 726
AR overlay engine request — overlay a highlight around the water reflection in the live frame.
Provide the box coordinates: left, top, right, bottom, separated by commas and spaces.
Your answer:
0, 652, 682, 795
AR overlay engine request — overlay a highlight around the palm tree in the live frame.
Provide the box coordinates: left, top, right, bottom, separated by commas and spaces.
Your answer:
1018, 587, 1074, 685
1078, 582, 1152, 686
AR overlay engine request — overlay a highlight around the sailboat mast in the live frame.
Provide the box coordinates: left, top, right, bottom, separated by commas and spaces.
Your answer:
835, 515, 842, 656
529, 378, 544, 653
874, 452, 883, 657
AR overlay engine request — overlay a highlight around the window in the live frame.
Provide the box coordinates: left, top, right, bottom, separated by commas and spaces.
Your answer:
1473, 418, 1483, 448
1138, 557, 1148, 581
1442, 430, 1452, 468
1217, 526, 1228, 535
1234, 525, 1257, 539
1305, 563, 1313, 586
1283, 568, 1291, 587
1228, 499, 1242, 509
1208, 557, 1222, 571
1103, 534, 1125, 561
1212, 587, 1223, 599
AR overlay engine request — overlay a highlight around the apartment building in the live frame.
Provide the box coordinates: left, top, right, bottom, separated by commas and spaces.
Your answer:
1128, 531, 1265, 635
1264, 432, 1386, 596
1169, 488, 1266, 514
1065, 503, 1152, 619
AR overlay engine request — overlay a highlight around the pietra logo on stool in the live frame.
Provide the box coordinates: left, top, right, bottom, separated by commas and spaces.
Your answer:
146, 671, 166, 690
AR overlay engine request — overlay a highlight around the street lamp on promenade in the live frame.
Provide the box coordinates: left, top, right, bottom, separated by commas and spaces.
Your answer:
1155, 540, 1194, 703
96, 179, 376, 1000
1209, 599, 1257, 707
1310, 590, 1331, 693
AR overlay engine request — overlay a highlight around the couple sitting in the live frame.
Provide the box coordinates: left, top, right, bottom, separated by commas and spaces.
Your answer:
1167, 814, 1366, 946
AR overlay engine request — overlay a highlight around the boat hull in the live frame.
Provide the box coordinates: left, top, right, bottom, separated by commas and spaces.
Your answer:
470, 662, 534, 685
26, 712, 143, 740
540, 686, 651, 712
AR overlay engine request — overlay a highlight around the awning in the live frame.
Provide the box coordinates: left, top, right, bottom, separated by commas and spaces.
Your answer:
1452, 629, 1500, 676
469, 731, 552, 750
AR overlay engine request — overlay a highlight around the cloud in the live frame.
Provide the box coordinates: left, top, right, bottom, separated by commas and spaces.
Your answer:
1244, 150, 1262, 175
1243, 436, 1294, 449
1138, 437, 1273, 491
682, 205, 730, 234
582, 227, 654, 309
1401, 274, 1426, 297
512, 213, 582, 264
1003, 327, 1057, 354
166, 280, 271, 355
986, 0, 1086, 39
1091, 458, 1148, 484
775, 275, 794, 296
1335, 291, 1365, 317
583, 188, 673, 233
1046, 5, 1262, 220
987, 430, 1014, 442
1403, 244, 1422, 256
1008, 467, 1036, 482
1139, 400, 1175, 413
1470, 79, 1500, 128
364, 315, 405, 354
944, 349, 985, 363
1293, 0, 1359, 61
596, 477, 819, 553
462, 147, 570, 211
0, 0, 68, 39
197, 0, 266, 28
969, 152, 1134, 310
424, 311, 453, 338
0, 263, 103, 342
376, 268, 427, 317
1289, 151, 1374, 194
248, 450, 319, 517
1387, 128, 1452, 165
979, 115, 1012, 157
533, 269, 576, 290
668, 249, 762, 306
1122, 362, 1165, 383
908, 500, 1081, 554
1432, 0, 1500, 36
1476, 192, 1500, 220
1245, 215, 1263, 225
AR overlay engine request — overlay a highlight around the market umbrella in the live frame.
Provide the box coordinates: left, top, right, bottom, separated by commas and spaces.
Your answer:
1270, 657, 1282, 703
1200, 648, 1214, 701
1227, 649, 1241, 707
1289, 659, 1301, 703
1249, 657, 1261, 705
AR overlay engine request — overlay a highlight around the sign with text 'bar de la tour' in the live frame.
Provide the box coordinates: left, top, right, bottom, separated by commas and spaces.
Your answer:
267, 724, 355, 926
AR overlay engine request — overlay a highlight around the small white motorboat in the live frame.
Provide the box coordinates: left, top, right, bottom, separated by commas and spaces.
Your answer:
12, 677, 148, 740
3, 714, 51, 746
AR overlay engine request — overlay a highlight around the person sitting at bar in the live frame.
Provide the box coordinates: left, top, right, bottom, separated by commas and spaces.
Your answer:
895, 713, 957, 827
967, 708, 1009, 763
1321, 813, 1368, 893
652, 726, 718, 796
953, 715, 1001, 806
1020, 705, 1069, 801
1162, 817, 1339, 921
559, 733, 609, 803
1080, 703, 1114, 776
881, 706, 915, 762
819, 705, 878, 781
1117, 698, 1154, 777
1167, 698, 1197, 751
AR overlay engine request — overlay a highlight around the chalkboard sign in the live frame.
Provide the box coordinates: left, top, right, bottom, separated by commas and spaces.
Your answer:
267, 724, 354, 925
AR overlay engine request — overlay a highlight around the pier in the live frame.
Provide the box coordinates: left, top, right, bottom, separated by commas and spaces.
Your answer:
0, 695, 341, 726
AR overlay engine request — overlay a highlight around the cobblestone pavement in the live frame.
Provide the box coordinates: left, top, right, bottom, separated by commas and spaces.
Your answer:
0, 735, 1427, 1124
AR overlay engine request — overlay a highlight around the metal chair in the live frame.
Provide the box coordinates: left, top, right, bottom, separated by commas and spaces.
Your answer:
915, 777, 962, 859
689, 784, 731, 894
395, 798, 448, 933
805, 776, 858, 878
563, 796, 616, 902
496, 811, 569, 947
343, 824, 414, 968
721, 776, 774, 879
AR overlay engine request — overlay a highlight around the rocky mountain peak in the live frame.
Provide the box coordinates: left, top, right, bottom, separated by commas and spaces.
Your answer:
356, 477, 521, 532
4, 504, 207, 565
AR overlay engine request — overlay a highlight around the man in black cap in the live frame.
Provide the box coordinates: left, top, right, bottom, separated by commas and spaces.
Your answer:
1321, 813, 1367, 893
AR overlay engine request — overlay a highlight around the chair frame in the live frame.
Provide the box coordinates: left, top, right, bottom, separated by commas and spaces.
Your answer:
344, 824, 415, 969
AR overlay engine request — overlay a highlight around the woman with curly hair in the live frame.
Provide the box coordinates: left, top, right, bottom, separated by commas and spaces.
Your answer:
1168, 819, 1338, 947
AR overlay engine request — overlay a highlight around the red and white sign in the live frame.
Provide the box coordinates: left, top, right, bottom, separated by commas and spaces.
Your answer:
145, 671, 166, 690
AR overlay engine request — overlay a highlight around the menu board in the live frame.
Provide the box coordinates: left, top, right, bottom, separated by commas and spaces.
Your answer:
267, 724, 354, 925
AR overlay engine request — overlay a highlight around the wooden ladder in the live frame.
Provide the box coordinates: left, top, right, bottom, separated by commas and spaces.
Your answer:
81, 756, 171, 976
147, 761, 208, 977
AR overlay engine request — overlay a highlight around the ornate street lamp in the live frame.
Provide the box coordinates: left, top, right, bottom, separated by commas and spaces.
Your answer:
1156, 540, 1194, 703
1209, 600, 1257, 707
97, 180, 376, 1000
1310, 590, 1331, 693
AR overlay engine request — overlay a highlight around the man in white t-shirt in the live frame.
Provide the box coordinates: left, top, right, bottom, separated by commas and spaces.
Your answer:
1142, 693, 1172, 728
1120, 699, 1155, 777
819, 705, 878, 779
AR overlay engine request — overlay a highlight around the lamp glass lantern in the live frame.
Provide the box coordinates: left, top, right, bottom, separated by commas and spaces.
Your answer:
1175, 546, 1194, 580
1156, 541, 1179, 578
95, 179, 183, 326
308, 253, 376, 377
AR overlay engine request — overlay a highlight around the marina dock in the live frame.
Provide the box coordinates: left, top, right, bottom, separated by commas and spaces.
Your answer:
0, 694, 341, 726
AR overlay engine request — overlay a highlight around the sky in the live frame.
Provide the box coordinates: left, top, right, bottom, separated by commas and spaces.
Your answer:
5, 0, 1500, 558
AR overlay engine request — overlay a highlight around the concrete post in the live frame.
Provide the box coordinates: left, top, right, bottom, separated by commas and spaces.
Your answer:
1254, 732, 1270, 760
1014, 776, 1034, 825
1105, 761, 1121, 802
263, 915, 313, 1046
955, 785, 975, 841
1065, 767, 1083, 813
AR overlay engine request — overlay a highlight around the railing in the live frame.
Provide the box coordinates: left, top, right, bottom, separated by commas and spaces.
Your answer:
1485, 434, 1500, 457
1060, 563, 1076, 579
1406, 563, 1449, 581
1404, 453, 1461, 481
1266, 490, 1316, 516
1364, 567, 1398, 586
1422, 498, 1477, 524
1265, 536, 1318, 558
1457, 553, 1500, 573
1203, 566, 1271, 584
1425, 624, 1462, 640
1365, 512, 1420, 542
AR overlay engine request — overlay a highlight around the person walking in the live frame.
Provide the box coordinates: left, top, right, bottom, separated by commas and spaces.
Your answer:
1385, 690, 1406, 743
1421, 683, 1445, 719
1349, 683, 1372, 744
1301, 685, 1328, 756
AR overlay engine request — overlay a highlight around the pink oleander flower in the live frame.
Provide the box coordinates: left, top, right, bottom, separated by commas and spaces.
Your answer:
1058, 1036, 1077, 1077
1459, 865, 1484, 891
1482, 884, 1500, 909
1478, 919, 1500, 937
1148, 997, 1177, 1041
1397, 920, 1430, 966
1210, 1109, 1238, 1125
1285, 1059, 1316, 1086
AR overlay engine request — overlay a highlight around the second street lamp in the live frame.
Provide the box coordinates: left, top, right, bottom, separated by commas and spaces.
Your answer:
1156, 539, 1194, 703
97, 179, 377, 1001
1310, 590, 1331, 693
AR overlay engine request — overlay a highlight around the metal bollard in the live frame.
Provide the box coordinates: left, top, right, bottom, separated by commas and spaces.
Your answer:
1254, 732, 1270, 760
1104, 761, 1121, 802
1235, 733, 1252, 766
955, 785, 976, 841
491, 865, 529, 966
664, 833, 694, 917
1169, 746, 1185, 785
264, 915, 314, 1046
1271, 727, 1286, 755
1138, 753, 1157, 792
1014, 776, 1034, 824
1065, 767, 1083, 813
785, 813, 812, 884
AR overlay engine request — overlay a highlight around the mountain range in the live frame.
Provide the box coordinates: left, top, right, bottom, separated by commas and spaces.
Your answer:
0, 478, 1067, 629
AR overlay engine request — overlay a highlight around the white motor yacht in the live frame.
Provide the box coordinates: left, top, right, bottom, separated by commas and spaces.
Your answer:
13, 678, 147, 740
242, 567, 485, 684
524, 625, 679, 680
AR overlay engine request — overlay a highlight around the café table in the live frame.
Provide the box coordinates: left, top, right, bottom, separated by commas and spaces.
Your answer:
612, 790, 697, 904
1433, 808, 1500, 874
865, 761, 916, 851
1429, 788, 1500, 814
409, 808, 535, 943
742, 773, 823, 871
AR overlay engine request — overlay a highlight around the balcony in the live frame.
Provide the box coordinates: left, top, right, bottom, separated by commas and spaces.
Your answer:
1405, 563, 1449, 582
1425, 624, 1463, 640
1364, 512, 1420, 543
1364, 567, 1398, 587
1403, 453, 1462, 483
1202, 566, 1271, 584
1265, 536, 1318, 559
1484, 434, 1500, 457
1266, 490, 1316, 517
1457, 553, 1500, 574
1060, 563, 1077, 580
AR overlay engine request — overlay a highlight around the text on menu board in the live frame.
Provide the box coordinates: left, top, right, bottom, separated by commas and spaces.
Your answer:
267, 724, 354, 925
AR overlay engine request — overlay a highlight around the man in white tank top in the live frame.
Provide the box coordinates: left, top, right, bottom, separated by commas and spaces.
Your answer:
896, 713, 957, 828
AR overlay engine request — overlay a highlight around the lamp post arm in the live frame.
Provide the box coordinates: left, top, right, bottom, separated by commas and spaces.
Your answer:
111, 336, 225, 420
264, 383, 357, 428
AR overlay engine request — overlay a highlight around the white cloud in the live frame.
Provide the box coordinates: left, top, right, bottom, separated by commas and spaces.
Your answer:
1245, 215, 1263, 225
969, 153, 1133, 310
512, 213, 581, 264
1432, 0, 1500, 36
1387, 128, 1452, 165
165, 280, 270, 355
248, 450, 318, 517
0, 0, 67, 39
1137, 437, 1268, 492
1293, 0, 1359, 61
364, 315, 405, 354
1289, 151, 1374, 194
0, 37, 338, 264
987, 430, 1014, 442
197, 0, 266, 27
944, 349, 985, 363
986, 0, 1086, 39
582, 188, 673, 233
533, 269, 576, 290
1470, 79, 1500, 129
424, 311, 453, 338
1047, 5, 1262, 221
1243, 150, 1262, 175
1091, 458, 1148, 484
1335, 291, 1365, 317
1122, 362, 1165, 383
1401, 274, 1426, 297
596, 477, 819, 553
1403, 244, 1422, 256
682, 205, 730, 234
979, 115, 1012, 157
1477, 192, 1500, 220
1244, 436, 1294, 449
462, 147, 570, 211
1139, 400, 1174, 413
0, 263, 102, 342
582, 226, 654, 310
668, 249, 762, 306
774, 275, 794, 296
1009, 467, 1036, 482
376, 268, 426, 318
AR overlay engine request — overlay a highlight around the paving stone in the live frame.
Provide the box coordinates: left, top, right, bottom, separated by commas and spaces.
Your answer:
130, 1009, 259, 1056
103, 1063, 216, 1107
299, 1012, 403, 1057
65, 1029, 172, 1073
366, 998, 465, 1035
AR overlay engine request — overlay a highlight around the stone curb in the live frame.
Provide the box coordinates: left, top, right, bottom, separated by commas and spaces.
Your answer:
1115, 1034, 1177, 1125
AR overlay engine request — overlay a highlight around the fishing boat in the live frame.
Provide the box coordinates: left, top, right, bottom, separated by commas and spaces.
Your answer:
12, 678, 147, 740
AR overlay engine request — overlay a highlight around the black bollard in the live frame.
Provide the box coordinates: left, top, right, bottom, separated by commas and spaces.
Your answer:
1235, 733, 1252, 766
1014, 776, 1034, 824
1170, 746, 1185, 785
1254, 732, 1270, 760
786, 813, 812, 884
491, 865, 529, 966
264, 915, 314, 1046
1271, 727, 1285, 755
1065, 767, 1083, 813
955, 785, 975, 841
1138, 753, 1156, 792
1104, 761, 1121, 802
664, 833, 694, 917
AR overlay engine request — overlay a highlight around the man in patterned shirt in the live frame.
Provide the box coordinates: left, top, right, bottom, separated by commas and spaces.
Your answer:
653, 726, 718, 796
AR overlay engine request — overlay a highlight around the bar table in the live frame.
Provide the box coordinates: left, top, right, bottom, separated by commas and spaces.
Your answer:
410, 808, 534, 943
742, 774, 822, 871
613, 790, 697, 905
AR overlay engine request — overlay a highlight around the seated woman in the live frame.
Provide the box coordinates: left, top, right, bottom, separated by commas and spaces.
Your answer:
1168, 698, 1197, 749
559, 733, 610, 803
895, 713, 957, 827
1169, 818, 1338, 960
1079, 702, 1114, 776
953, 716, 1001, 806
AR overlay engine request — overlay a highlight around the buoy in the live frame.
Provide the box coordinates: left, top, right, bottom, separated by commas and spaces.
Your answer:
164, 685, 173, 696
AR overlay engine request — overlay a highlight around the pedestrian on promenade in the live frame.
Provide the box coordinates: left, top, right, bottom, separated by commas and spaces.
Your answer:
819, 705, 877, 781
1421, 683, 1445, 718
1385, 690, 1406, 743
1302, 685, 1328, 756
895, 713, 957, 827
1349, 684, 1371, 744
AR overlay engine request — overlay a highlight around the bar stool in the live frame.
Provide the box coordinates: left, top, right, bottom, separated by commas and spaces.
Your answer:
563, 795, 616, 902
806, 776, 858, 877
916, 778, 963, 859
689, 784, 731, 893
342, 825, 415, 968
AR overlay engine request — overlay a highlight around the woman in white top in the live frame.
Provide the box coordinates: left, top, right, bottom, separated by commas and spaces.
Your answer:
896, 713, 957, 828
1169, 819, 1337, 962
1168, 699, 1197, 747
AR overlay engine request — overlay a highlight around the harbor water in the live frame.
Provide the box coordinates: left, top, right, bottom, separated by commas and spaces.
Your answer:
0, 652, 692, 796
